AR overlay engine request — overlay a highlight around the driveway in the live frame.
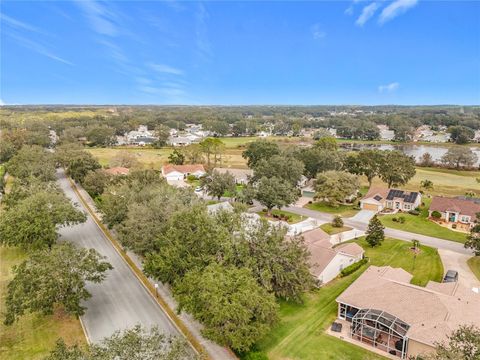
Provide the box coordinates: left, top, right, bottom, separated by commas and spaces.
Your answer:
56, 170, 181, 343
438, 249, 480, 290
349, 210, 376, 223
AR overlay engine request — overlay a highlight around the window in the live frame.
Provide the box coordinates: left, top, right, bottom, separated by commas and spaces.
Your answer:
404, 204, 410, 210
460, 216, 470, 223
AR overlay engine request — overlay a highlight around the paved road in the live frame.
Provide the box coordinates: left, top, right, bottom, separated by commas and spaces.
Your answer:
283, 206, 473, 255
57, 170, 181, 344
438, 249, 480, 289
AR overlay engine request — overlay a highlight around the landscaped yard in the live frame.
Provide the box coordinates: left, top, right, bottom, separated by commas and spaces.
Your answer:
378, 198, 467, 243
320, 223, 353, 235
247, 238, 442, 359
0, 247, 86, 360
304, 201, 359, 217
257, 209, 307, 224
467, 257, 480, 281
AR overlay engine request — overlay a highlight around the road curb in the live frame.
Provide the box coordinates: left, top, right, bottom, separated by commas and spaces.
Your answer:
66, 176, 209, 358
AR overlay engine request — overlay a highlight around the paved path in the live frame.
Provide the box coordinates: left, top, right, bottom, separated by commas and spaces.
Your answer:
282, 206, 473, 255
57, 170, 181, 344
438, 249, 480, 289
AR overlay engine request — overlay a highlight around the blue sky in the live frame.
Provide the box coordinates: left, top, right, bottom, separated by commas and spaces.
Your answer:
1, 0, 479, 105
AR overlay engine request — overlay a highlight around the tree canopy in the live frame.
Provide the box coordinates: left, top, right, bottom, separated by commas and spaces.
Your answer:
242, 140, 280, 168
314, 170, 359, 206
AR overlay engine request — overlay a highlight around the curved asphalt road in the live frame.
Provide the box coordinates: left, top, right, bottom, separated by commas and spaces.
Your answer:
57, 170, 181, 344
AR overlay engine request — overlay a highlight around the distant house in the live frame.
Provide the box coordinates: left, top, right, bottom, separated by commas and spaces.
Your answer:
214, 167, 253, 185
360, 188, 421, 213
104, 167, 130, 176
335, 265, 480, 359
302, 228, 364, 285
161, 164, 206, 181
125, 125, 158, 146
207, 201, 234, 215
377, 125, 395, 141
168, 136, 192, 147
429, 196, 480, 230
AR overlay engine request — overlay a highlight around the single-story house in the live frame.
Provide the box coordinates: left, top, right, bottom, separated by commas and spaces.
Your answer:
429, 196, 480, 230
302, 228, 364, 285
104, 167, 130, 176
360, 188, 421, 213
207, 201, 234, 215
335, 266, 480, 359
213, 168, 253, 185
161, 164, 206, 181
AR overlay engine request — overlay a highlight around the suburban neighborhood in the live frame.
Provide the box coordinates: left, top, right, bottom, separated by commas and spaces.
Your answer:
1, 1, 480, 360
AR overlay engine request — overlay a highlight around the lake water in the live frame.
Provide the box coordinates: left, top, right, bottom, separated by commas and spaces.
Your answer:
339, 143, 480, 166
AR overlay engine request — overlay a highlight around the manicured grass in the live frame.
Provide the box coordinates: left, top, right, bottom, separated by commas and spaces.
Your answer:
467, 257, 480, 281
0, 247, 86, 360
379, 214, 467, 244
249, 238, 442, 359
320, 223, 352, 235
366, 167, 480, 197
304, 201, 359, 217
257, 209, 307, 224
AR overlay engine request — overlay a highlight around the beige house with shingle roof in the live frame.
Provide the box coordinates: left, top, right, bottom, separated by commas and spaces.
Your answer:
336, 266, 480, 359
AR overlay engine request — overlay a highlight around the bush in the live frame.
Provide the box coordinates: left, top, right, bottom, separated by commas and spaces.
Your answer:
431, 210, 442, 219
332, 215, 344, 228
398, 216, 406, 224
341, 258, 368, 277
241, 351, 269, 360
452, 224, 457, 229
408, 210, 420, 216
186, 174, 197, 182
392, 217, 398, 222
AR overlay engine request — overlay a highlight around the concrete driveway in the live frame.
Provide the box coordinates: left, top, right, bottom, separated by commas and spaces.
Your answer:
438, 249, 480, 290
349, 210, 376, 224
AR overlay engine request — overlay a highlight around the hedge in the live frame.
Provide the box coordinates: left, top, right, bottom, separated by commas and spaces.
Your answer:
341, 258, 368, 277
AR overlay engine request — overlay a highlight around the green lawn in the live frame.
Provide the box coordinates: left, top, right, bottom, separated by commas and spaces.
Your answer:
0, 247, 86, 360
379, 203, 468, 244
467, 257, 480, 281
248, 238, 442, 359
320, 223, 353, 235
304, 202, 359, 217
257, 209, 307, 224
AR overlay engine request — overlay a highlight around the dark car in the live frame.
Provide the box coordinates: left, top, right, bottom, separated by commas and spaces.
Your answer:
443, 270, 458, 283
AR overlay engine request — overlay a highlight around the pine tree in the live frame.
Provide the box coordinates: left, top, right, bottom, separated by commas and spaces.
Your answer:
365, 215, 385, 247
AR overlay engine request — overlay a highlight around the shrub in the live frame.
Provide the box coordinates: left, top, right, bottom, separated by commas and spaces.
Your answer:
452, 224, 457, 229
186, 174, 197, 182
332, 215, 344, 228
398, 216, 406, 224
408, 210, 420, 216
392, 217, 398, 222
431, 210, 442, 219
242, 352, 269, 360
341, 258, 368, 277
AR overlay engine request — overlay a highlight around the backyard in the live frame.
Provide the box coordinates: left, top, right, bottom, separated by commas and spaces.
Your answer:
0, 247, 86, 360
379, 198, 468, 243
257, 209, 307, 224
246, 238, 443, 359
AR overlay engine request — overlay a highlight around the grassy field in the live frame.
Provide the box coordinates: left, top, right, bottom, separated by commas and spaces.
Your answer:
467, 257, 480, 281
0, 247, 86, 360
367, 167, 480, 197
257, 209, 307, 224
379, 198, 468, 243
320, 223, 353, 235
249, 238, 442, 359
304, 202, 359, 217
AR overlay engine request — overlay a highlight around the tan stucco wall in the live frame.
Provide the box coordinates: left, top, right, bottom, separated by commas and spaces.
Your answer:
407, 339, 435, 359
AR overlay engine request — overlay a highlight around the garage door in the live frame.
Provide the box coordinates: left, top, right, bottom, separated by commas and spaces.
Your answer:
362, 203, 379, 211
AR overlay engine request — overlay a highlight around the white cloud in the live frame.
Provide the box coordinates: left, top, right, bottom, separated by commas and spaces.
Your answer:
0, 99, 5, 106
75, 0, 119, 36
344, 6, 354, 16
311, 24, 327, 40
0, 13, 45, 34
195, 3, 212, 59
7, 33, 73, 65
148, 63, 184, 76
379, 0, 418, 24
378, 82, 399, 93
356, 2, 380, 26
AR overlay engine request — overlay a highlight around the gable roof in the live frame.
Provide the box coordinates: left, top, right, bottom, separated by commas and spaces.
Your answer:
214, 167, 253, 180
162, 164, 205, 175
337, 266, 480, 346
430, 196, 480, 218
363, 187, 389, 202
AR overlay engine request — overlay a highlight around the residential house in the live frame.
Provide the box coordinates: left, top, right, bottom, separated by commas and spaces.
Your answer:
125, 125, 158, 146
104, 167, 129, 176
302, 228, 364, 285
429, 196, 480, 230
214, 167, 253, 185
335, 266, 480, 359
377, 125, 395, 141
207, 201, 234, 215
161, 164, 206, 181
360, 188, 421, 213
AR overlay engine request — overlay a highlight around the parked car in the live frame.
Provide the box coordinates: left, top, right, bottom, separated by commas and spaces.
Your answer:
443, 270, 458, 283
194, 186, 203, 193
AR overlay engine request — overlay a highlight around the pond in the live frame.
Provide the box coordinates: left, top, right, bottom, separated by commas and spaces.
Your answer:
339, 143, 480, 166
